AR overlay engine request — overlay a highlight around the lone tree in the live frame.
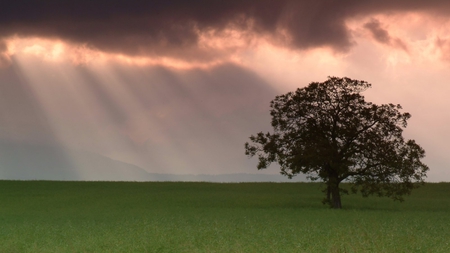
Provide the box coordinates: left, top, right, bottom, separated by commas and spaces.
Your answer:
245, 77, 428, 209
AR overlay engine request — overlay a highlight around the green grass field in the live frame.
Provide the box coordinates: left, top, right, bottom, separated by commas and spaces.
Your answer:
0, 181, 449, 252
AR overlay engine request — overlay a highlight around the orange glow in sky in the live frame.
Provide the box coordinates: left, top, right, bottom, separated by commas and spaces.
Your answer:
4, 11, 450, 72
2, 11, 450, 181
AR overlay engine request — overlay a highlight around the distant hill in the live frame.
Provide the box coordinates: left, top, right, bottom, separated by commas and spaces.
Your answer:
0, 140, 307, 182
0, 140, 151, 181
147, 173, 308, 182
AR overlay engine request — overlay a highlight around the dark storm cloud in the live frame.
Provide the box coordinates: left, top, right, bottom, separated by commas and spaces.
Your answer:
364, 19, 409, 52
364, 19, 391, 44
0, 0, 448, 58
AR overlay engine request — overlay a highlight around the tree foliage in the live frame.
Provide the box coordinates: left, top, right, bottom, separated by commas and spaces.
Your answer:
245, 77, 429, 208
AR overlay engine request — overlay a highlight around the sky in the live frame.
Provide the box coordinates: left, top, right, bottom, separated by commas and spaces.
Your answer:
0, 0, 450, 181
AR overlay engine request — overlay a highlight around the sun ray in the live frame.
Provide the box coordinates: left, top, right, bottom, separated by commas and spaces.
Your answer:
12, 53, 86, 179
4, 10, 450, 181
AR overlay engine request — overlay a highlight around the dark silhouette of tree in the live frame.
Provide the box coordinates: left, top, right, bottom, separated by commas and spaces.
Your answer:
245, 77, 428, 209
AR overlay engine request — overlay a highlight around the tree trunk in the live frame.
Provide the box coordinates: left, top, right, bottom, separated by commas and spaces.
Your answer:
330, 183, 342, 209
326, 185, 331, 203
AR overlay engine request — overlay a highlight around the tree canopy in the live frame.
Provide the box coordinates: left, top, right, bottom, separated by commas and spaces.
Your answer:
245, 77, 429, 209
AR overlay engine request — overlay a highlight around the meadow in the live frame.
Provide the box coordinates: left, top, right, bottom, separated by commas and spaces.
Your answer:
0, 181, 449, 252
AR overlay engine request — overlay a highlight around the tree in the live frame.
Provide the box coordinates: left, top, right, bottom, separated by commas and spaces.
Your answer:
245, 77, 428, 209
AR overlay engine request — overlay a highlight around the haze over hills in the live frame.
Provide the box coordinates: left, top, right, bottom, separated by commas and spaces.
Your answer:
0, 140, 150, 181
0, 140, 306, 182
1, 1, 450, 183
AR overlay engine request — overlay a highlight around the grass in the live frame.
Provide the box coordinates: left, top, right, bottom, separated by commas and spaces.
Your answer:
0, 181, 449, 252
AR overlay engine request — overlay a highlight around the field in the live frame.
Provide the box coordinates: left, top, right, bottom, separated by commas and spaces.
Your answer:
0, 181, 449, 252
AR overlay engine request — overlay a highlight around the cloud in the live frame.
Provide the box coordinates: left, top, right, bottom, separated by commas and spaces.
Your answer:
364, 19, 391, 44
0, 1, 449, 62
363, 19, 409, 52
435, 37, 450, 62
0, 40, 11, 67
